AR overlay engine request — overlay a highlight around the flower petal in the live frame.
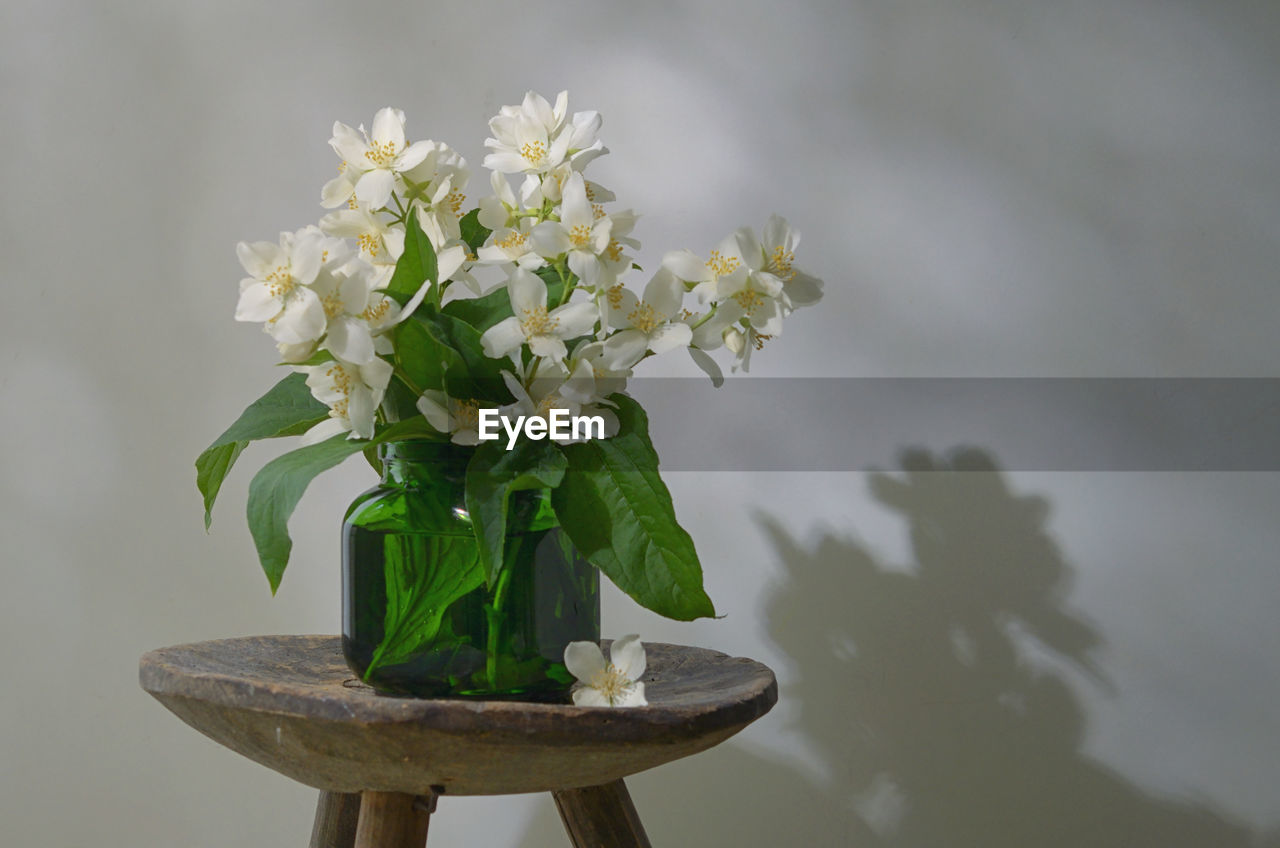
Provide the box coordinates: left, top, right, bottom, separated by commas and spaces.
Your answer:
609, 634, 646, 681
572, 687, 611, 707
354, 169, 395, 211
396, 140, 432, 172
416, 391, 451, 434
643, 267, 684, 319
530, 222, 571, 258
527, 334, 567, 361
480, 316, 526, 360
564, 640, 606, 681
614, 681, 647, 707
550, 300, 599, 340
370, 107, 406, 149
688, 346, 724, 387
235, 282, 280, 322
326, 317, 374, 364
662, 249, 709, 283
507, 267, 547, 315
329, 122, 369, 168
785, 270, 824, 307
299, 417, 346, 446
645, 321, 692, 355
600, 331, 647, 371
237, 240, 282, 278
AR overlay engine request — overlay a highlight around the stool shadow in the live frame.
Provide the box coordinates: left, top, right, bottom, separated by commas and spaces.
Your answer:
517, 448, 1277, 847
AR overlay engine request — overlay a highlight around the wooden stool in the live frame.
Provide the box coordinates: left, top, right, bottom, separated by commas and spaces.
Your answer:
139, 635, 777, 847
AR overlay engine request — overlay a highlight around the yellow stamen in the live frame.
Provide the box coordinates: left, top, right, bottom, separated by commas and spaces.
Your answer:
733, 289, 764, 314
357, 233, 380, 258
708, 250, 740, 279
768, 246, 795, 281
588, 664, 632, 702
364, 139, 401, 167
520, 140, 547, 167
627, 301, 659, 334
264, 265, 295, 298
496, 231, 527, 251
520, 306, 559, 337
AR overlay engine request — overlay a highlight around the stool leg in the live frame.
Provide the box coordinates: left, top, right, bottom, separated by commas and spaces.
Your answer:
310, 791, 361, 848
353, 791, 433, 848
552, 779, 652, 848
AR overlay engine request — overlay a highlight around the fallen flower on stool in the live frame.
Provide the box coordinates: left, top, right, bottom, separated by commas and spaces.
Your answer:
564, 635, 648, 707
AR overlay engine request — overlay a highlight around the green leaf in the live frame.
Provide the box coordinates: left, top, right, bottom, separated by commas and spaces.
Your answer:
441, 285, 514, 334
364, 534, 485, 677
413, 305, 512, 402
245, 416, 439, 593
382, 207, 438, 310
465, 440, 567, 586
458, 208, 491, 254
552, 395, 716, 621
393, 313, 456, 393
196, 372, 329, 529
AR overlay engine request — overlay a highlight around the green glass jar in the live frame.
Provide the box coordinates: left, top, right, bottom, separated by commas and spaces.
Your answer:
342, 440, 599, 699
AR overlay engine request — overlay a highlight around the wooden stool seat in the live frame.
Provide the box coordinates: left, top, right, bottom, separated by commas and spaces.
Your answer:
139, 635, 776, 847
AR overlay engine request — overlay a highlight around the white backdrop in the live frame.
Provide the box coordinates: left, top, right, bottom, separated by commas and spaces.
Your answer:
2, 1, 1278, 845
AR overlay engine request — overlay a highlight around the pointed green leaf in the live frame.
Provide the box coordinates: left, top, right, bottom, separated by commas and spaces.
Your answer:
363, 534, 485, 677
552, 395, 715, 621
246, 416, 439, 593
465, 440, 567, 586
383, 207, 438, 310
196, 372, 328, 529
458, 208, 491, 254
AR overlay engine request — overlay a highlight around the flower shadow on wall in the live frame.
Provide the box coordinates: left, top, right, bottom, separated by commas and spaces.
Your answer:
519, 448, 1277, 847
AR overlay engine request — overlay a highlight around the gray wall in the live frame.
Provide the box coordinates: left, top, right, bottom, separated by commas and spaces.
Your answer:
2, 0, 1278, 845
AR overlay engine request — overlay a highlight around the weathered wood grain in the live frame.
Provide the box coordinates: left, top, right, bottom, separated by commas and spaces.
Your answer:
554, 780, 652, 848
310, 790, 360, 848
352, 791, 430, 848
139, 635, 776, 796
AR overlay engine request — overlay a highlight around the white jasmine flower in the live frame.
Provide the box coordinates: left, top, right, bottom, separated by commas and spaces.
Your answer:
477, 220, 545, 271
713, 256, 785, 338
401, 140, 470, 243
309, 262, 380, 364
320, 161, 358, 210
737, 215, 824, 310
567, 337, 645, 399
564, 635, 647, 707
297, 357, 393, 443
235, 228, 327, 345
483, 90, 604, 177
318, 205, 405, 287
596, 207, 640, 288
530, 173, 613, 284
328, 107, 436, 211
663, 235, 749, 305
722, 323, 775, 373
479, 267, 599, 363
603, 268, 693, 356
416, 391, 495, 445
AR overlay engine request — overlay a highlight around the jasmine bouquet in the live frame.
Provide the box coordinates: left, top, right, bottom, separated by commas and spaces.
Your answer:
197, 91, 823, 623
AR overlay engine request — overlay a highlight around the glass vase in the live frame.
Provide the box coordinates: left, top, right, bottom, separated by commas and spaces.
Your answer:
341, 440, 599, 699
